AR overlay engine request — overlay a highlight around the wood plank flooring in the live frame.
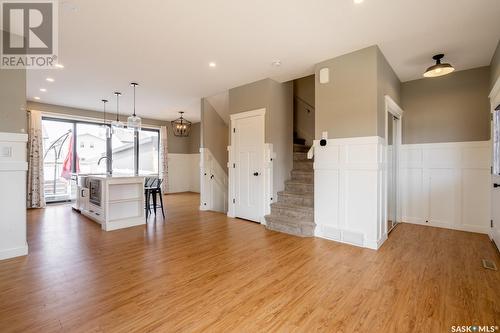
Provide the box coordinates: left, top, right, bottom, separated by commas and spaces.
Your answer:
0, 192, 499, 332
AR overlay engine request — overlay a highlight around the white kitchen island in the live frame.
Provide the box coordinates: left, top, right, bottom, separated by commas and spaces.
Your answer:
80, 175, 145, 231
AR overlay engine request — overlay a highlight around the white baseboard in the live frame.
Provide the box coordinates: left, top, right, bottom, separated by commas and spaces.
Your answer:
403, 219, 490, 235
0, 243, 28, 261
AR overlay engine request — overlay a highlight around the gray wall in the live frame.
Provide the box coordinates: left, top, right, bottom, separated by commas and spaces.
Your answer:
377, 47, 401, 137
401, 66, 491, 144
189, 122, 201, 154
0, 69, 26, 133
228, 78, 293, 197
490, 40, 500, 89
228, 79, 272, 140
28, 101, 200, 153
201, 99, 228, 171
491, 40, 500, 90
167, 123, 200, 154
315, 46, 378, 139
293, 75, 315, 145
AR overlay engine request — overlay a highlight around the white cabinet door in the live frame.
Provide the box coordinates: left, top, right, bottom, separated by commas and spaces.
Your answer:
233, 113, 265, 222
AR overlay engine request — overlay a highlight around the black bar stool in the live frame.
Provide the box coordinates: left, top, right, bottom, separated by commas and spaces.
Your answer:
145, 177, 165, 219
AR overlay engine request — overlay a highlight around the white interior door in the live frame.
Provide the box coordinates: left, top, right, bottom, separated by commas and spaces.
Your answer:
233, 113, 265, 222
491, 105, 500, 247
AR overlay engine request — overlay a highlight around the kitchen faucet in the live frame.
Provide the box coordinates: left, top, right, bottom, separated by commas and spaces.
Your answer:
98, 156, 112, 176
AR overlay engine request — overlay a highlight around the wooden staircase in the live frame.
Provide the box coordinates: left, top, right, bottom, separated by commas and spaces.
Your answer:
265, 144, 315, 237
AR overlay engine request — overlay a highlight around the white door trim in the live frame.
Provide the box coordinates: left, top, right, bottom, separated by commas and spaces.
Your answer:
489, 76, 500, 247
384, 95, 403, 234
229, 108, 266, 121
228, 109, 269, 223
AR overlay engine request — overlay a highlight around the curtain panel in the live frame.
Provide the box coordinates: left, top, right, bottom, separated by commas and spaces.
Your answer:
27, 110, 46, 208
159, 126, 168, 193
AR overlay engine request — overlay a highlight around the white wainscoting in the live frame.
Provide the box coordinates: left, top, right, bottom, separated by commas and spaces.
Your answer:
200, 148, 228, 213
401, 141, 491, 234
314, 137, 386, 250
167, 153, 200, 194
0, 132, 29, 260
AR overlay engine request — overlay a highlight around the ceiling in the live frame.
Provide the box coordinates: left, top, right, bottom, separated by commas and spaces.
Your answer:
27, 0, 500, 121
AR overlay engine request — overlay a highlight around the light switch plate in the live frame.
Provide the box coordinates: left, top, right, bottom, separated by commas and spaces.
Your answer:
319, 67, 330, 84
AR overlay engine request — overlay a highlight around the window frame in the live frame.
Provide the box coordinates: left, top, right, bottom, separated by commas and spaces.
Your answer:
42, 116, 160, 175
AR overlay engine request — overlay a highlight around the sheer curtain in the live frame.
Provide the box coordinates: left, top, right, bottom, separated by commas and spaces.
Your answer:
159, 126, 169, 193
27, 110, 46, 208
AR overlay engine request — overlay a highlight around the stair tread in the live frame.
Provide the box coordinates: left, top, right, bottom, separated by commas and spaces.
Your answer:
265, 214, 316, 226
271, 202, 313, 212
291, 169, 314, 174
278, 190, 313, 197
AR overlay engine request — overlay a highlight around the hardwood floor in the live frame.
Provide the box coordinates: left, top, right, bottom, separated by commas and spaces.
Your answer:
0, 192, 499, 332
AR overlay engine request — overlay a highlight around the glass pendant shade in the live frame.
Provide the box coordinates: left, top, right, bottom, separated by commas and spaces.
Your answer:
112, 92, 124, 134
171, 111, 192, 137
423, 54, 455, 78
127, 82, 142, 130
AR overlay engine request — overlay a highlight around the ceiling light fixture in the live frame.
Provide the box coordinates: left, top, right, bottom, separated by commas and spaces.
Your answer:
127, 82, 142, 131
171, 112, 192, 137
34, 96, 41, 100
55, 63, 64, 69
40, 88, 47, 92
423, 54, 455, 78
354, 0, 364, 4
111, 92, 124, 133
46, 77, 55, 82
209, 62, 216, 68
101, 99, 111, 138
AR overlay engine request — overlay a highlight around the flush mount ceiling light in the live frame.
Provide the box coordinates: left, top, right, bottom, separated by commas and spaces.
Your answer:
111, 92, 124, 133
209, 62, 217, 68
46, 77, 54, 82
171, 111, 192, 137
127, 82, 142, 131
353, 0, 364, 4
40, 88, 47, 92
423, 54, 455, 78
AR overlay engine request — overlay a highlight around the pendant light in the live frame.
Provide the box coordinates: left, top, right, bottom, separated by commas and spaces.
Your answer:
171, 111, 192, 137
101, 99, 111, 138
423, 54, 455, 78
127, 82, 142, 130
111, 91, 124, 133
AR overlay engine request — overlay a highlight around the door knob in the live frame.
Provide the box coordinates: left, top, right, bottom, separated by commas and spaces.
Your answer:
494, 183, 500, 188
253, 172, 259, 176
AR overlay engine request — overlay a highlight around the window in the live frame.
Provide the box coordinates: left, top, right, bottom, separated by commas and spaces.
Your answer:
76, 123, 108, 174
494, 110, 500, 175
112, 127, 135, 175
139, 129, 160, 175
42, 116, 161, 202
42, 119, 74, 202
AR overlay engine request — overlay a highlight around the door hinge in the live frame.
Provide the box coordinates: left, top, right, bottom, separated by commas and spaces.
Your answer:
232, 198, 235, 204
233, 163, 236, 168
233, 128, 236, 133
